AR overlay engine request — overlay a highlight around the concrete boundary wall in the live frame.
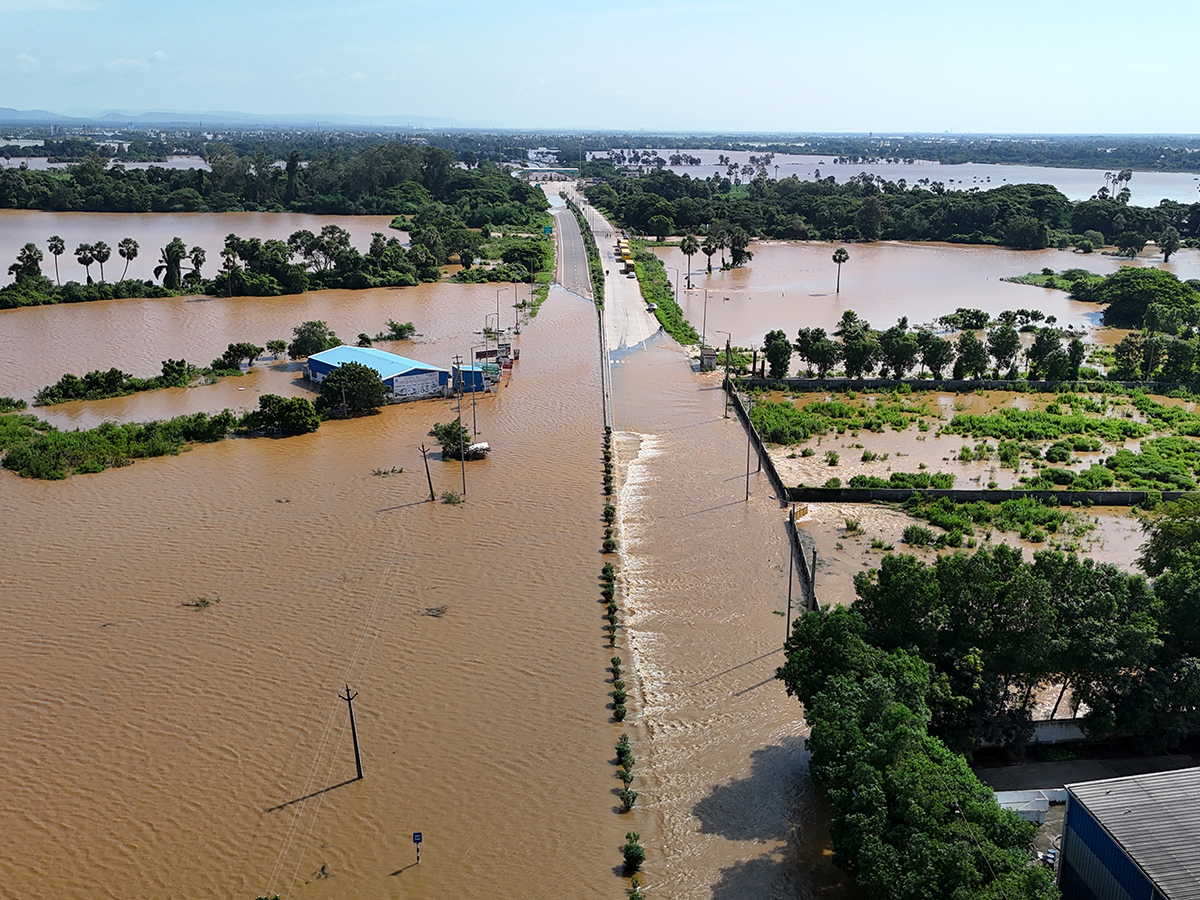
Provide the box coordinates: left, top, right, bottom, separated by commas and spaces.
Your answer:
785, 487, 1185, 505
740, 377, 1200, 394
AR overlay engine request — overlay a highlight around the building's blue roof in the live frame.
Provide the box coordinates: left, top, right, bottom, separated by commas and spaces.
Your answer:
308, 345, 447, 380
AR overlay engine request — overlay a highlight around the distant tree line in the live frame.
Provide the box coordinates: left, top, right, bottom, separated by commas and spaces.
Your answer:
0, 142, 548, 220
582, 163, 1200, 251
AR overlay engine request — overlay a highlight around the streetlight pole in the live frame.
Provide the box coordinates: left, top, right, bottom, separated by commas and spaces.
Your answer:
702, 289, 709, 347
715, 329, 732, 419
496, 287, 507, 336
470, 344, 485, 434
667, 266, 680, 309
453, 354, 467, 496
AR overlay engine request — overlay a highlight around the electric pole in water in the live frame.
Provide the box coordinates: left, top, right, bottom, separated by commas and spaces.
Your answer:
453, 355, 467, 495
339, 684, 364, 780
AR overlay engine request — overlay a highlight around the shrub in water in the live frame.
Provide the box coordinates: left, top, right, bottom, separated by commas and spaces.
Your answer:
902, 524, 935, 546
602, 563, 616, 581
620, 788, 639, 811
612, 687, 628, 705
622, 832, 646, 873
613, 703, 627, 721
603, 538, 617, 553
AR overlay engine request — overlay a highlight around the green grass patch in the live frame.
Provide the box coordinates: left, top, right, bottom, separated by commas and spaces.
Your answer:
631, 239, 700, 345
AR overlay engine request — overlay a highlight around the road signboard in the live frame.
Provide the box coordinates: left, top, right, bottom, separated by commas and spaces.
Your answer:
543, 226, 553, 235
413, 832, 422, 844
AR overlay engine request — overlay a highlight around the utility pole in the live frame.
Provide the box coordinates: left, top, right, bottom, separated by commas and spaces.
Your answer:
339, 684, 364, 780
453, 355, 466, 495
420, 443, 435, 502
786, 505, 795, 642
745, 394, 752, 501
715, 331, 732, 418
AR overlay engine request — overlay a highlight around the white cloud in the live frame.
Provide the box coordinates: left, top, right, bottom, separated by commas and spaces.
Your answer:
105, 51, 168, 71
106, 57, 149, 70
341, 71, 367, 84
16, 54, 39, 71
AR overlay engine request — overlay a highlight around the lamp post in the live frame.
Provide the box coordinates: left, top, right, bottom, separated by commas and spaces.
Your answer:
666, 266, 680, 309
702, 288, 709, 348
495, 287, 508, 335
469, 343, 488, 434
715, 329, 732, 419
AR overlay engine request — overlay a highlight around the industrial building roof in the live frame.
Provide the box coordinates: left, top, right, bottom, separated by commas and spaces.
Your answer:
308, 346, 446, 380
1067, 766, 1200, 899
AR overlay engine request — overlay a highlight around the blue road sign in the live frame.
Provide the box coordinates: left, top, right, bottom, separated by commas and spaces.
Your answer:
413, 832, 423, 844
543, 226, 553, 235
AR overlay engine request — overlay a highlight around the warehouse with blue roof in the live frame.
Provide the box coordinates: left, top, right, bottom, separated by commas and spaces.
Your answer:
304, 346, 449, 401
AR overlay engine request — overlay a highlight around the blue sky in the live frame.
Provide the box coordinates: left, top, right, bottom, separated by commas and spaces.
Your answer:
3, 0, 1199, 133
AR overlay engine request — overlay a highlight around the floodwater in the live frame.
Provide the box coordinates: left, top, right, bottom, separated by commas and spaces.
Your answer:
0, 210, 402, 287
0, 272, 640, 899
653, 240, 1200, 349
609, 335, 856, 899
594, 148, 1200, 205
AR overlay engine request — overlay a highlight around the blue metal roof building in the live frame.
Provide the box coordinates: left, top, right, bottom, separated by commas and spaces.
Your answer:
1060, 767, 1200, 900
304, 346, 449, 401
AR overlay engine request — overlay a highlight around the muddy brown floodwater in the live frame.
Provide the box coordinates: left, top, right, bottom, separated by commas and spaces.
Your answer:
653, 240, 1200, 349
608, 336, 858, 899
0, 273, 640, 899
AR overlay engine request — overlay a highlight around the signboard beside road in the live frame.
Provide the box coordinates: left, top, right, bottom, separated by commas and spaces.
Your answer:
543, 225, 553, 235
413, 832, 422, 864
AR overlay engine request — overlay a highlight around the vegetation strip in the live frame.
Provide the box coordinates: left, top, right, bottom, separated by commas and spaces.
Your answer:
629, 239, 699, 345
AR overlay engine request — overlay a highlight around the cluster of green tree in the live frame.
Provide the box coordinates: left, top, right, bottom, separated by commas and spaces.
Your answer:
846, 471, 955, 489
564, 196, 605, 305
35, 359, 203, 405
777, 591, 1060, 898
445, 224, 553, 288
793, 506, 1200, 749
631, 242, 699, 344
581, 162, 1200, 250
791, 311, 1086, 381
1, 137, 175, 162
2, 410, 236, 479
315, 361, 389, 416
288, 319, 342, 358
0, 143, 549, 221
0, 396, 27, 412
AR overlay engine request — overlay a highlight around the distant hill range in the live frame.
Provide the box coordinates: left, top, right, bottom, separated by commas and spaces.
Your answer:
0, 107, 458, 129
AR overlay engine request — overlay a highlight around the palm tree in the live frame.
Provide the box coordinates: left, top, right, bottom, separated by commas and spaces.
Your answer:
715, 229, 728, 270
154, 237, 187, 290
679, 234, 699, 289
75, 242, 95, 282
47, 235, 65, 285
118, 238, 139, 281
832, 247, 849, 293
701, 234, 717, 274
92, 240, 111, 283
189, 245, 206, 280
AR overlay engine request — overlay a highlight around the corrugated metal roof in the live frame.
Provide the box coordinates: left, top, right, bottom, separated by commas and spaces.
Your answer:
308, 346, 446, 380
1067, 766, 1200, 899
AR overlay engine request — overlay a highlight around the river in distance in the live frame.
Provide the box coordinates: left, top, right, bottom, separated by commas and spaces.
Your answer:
590, 148, 1200, 206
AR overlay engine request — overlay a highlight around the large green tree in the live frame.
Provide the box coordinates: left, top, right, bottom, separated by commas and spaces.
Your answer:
317, 361, 388, 415
7, 242, 43, 281
154, 237, 188, 290
762, 329, 792, 379
288, 320, 342, 359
